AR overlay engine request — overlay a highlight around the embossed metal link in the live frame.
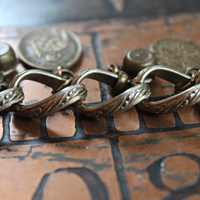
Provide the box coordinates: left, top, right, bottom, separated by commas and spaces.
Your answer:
134, 65, 200, 114
0, 87, 24, 111
71, 69, 151, 118
183, 70, 200, 110
9, 69, 87, 118
0, 72, 24, 111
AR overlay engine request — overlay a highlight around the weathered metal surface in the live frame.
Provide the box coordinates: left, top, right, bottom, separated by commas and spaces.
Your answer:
1, 11, 200, 200
150, 37, 200, 73
18, 27, 82, 71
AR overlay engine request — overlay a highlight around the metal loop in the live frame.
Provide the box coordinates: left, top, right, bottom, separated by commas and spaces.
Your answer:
9, 69, 67, 91
56, 66, 75, 79
134, 65, 200, 114
174, 69, 200, 91
9, 69, 87, 118
52, 77, 74, 93
0, 69, 24, 111
111, 70, 129, 92
188, 70, 200, 110
0, 87, 24, 111
73, 69, 119, 86
108, 63, 120, 74
191, 70, 200, 85
108, 64, 132, 93
134, 65, 191, 88
139, 84, 200, 114
71, 69, 151, 118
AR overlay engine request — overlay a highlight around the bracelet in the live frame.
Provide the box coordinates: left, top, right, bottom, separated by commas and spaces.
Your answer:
0, 29, 200, 119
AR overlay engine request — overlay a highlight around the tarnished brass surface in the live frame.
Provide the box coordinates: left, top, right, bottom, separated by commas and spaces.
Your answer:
111, 70, 129, 92
9, 70, 87, 118
72, 69, 151, 118
4, 34, 200, 117
0, 42, 18, 75
0, 73, 5, 90
3, 13, 200, 200
0, 87, 24, 111
134, 66, 200, 114
134, 65, 191, 88
18, 27, 82, 71
122, 49, 157, 78
150, 37, 200, 73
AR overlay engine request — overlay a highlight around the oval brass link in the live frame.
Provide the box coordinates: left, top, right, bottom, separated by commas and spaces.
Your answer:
9, 69, 67, 91
9, 69, 87, 118
0, 72, 24, 111
134, 65, 200, 114
0, 87, 24, 111
71, 69, 151, 118
134, 65, 191, 88
185, 70, 200, 111
140, 85, 200, 114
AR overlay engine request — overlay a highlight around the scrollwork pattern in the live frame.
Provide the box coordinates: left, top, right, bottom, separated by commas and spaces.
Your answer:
0, 87, 24, 111
75, 84, 151, 118
139, 84, 200, 114
13, 84, 87, 118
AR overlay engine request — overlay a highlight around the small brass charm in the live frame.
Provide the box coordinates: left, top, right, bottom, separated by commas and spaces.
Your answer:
0, 42, 18, 75
121, 49, 157, 78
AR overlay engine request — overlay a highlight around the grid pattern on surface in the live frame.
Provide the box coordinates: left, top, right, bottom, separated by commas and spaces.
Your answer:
1, 13, 200, 200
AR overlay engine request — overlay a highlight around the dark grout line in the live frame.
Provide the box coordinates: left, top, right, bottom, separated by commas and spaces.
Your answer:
71, 106, 87, 139
39, 116, 50, 140
110, 138, 131, 200
173, 112, 185, 128
135, 105, 149, 131
1, 112, 12, 143
105, 115, 117, 133
0, 116, 200, 147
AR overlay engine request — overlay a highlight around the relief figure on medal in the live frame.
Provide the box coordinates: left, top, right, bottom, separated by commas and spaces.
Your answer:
18, 27, 82, 71
29, 28, 68, 62
150, 38, 200, 73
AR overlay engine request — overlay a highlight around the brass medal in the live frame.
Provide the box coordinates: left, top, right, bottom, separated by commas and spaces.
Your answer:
150, 37, 200, 73
18, 27, 82, 71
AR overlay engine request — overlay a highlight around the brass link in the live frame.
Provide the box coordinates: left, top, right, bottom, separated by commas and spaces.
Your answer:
111, 70, 129, 93
8, 69, 87, 118
175, 69, 200, 92
71, 68, 151, 118
2, 37, 200, 118
134, 66, 200, 114
108, 63, 120, 74
53, 66, 75, 93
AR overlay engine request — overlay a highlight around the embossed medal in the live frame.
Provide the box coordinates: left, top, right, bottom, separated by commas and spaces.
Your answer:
18, 27, 82, 71
150, 37, 200, 73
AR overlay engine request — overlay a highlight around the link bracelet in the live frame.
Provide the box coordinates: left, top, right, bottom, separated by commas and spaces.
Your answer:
0, 37, 200, 119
